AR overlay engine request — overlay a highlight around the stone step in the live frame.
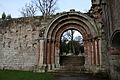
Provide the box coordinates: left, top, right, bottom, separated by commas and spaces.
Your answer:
60, 56, 85, 66
54, 66, 85, 73
60, 56, 84, 60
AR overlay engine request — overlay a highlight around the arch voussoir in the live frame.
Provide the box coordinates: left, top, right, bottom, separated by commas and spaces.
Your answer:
45, 12, 101, 72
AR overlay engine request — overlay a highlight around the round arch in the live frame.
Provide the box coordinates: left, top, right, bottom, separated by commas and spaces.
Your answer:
111, 30, 120, 47
45, 12, 99, 38
110, 30, 120, 55
44, 12, 101, 71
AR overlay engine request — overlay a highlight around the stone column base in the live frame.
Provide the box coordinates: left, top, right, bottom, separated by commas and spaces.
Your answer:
55, 64, 60, 68
34, 64, 46, 72
51, 64, 55, 69
37, 64, 61, 72
47, 64, 51, 70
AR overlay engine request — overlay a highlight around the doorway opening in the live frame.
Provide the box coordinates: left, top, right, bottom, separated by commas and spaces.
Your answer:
111, 31, 120, 48
60, 29, 84, 56
60, 29, 85, 71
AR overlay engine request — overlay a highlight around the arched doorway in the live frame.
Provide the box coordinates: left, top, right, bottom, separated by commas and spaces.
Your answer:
44, 12, 101, 71
111, 31, 120, 48
60, 29, 85, 71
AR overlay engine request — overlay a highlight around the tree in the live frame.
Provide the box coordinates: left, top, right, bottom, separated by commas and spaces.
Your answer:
62, 30, 75, 41
1, 12, 12, 22
60, 40, 69, 55
20, 3, 37, 17
2, 12, 6, 20
60, 30, 84, 55
61, 30, 75, 53
32, 0, 58, 16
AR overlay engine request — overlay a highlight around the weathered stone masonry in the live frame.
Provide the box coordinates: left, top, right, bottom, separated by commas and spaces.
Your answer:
101, 0, 120, 80
0, 0, 120, 80
0, 17, 50, 71
0, 10, 104, 72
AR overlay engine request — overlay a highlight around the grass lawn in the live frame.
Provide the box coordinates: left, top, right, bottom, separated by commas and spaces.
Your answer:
0, 70, 54, 80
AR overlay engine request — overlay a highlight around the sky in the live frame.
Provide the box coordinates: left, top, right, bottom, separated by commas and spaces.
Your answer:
0, 0, 91, 18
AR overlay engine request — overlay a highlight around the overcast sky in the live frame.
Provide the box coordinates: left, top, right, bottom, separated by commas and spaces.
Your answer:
0, 0, 91, 18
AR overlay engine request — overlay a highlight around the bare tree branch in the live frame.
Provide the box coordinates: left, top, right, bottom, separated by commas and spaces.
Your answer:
20, 3, 37, 17
32, 0, 58, 16
20, 0, 58, 18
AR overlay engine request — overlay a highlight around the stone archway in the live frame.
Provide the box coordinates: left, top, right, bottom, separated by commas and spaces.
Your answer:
110, 30, 120, 55
44, 12, 101, 71
111, 31, 120, 48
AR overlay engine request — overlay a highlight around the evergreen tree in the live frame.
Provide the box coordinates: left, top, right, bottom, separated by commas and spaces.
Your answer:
2, 12, 6, 20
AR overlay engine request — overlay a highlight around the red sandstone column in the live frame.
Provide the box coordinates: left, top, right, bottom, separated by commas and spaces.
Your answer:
91, 39, 94, 65
55, 40, 60, 68
98, 38, 102, 65
47, 39, 52, 70
83, 40, 88, 66
88, 40, 92, 65
43, 40, 47, 64
51, 39, 55, 68
96, 39, 100, 65
57, 40, 60, 64
47, 40, 51, 64
93, 39, 96, 64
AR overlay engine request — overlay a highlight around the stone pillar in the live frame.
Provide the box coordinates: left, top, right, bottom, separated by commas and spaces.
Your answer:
37, 40, 40, 66
91, 39, 94, 65
95, 39, 98, 65
95, 39, 100, 65
98, 38, 102, 65
55, 40, 60, 68
83, 40, 88, 66
36, 39, 45, 72
43, 39, 47, 65
90, 38, 101, 72
84, 40, 92, 70
38, 40, 44, 66
47, 39, 51, 70
51, 39, 55, 69
89, 40, 93, 65
93, 39, 96, 64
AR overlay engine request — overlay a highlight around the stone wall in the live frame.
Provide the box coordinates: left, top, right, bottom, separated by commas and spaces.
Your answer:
101, 0, 120, 80
109, 0, 120, 80
0, 8, 107, 73
0, 17, 51, 71
0, 1, 120, 79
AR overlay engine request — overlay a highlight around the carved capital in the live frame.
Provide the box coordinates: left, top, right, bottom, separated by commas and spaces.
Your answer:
39, 28, 45, 37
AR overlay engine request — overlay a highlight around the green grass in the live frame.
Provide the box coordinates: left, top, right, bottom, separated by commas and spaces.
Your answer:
0, 70, 54, 80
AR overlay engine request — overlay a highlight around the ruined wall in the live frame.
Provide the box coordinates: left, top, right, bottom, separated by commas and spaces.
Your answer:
101, 0, 120, 80
0, 7, 108, 73
90, 0, 110, 72
109, 0, 120, 31
109, 0, 120, 80
0, 17, 51, 71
